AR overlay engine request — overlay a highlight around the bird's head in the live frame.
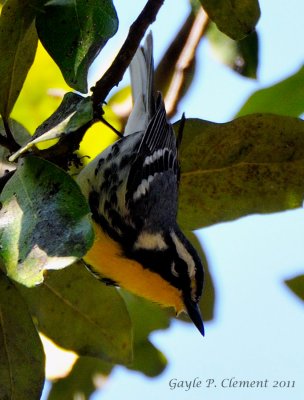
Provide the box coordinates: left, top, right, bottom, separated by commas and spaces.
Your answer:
168, 229, 205, 336
126, 227, 205, 336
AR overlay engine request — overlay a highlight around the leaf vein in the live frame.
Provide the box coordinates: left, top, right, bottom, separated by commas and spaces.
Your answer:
44, 282, 111, 337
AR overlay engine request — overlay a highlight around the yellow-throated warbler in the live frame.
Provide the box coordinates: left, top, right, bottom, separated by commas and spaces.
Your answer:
77, 33, 205, 335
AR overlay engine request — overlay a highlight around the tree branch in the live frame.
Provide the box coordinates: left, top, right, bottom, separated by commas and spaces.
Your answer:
91, 0, 164, 109
164, 7, 209, 117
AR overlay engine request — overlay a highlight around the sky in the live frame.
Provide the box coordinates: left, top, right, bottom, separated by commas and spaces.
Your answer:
44, 0, 304, 399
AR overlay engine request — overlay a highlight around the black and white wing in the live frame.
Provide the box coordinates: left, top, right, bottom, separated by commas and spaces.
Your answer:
123, 33, 180, 230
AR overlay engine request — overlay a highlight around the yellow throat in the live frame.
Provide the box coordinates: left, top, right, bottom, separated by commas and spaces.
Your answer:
84, 222, 184, 313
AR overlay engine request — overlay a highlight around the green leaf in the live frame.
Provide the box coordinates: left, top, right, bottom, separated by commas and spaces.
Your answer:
120, 291, 169, 377
48, 356, 113, 400
207, 23, 259, 78
0, 118, 31, 179
0, 118, 31, 147
0, 156, 94, 286
33, 93, 92, 139
130, 341, 167, 377
237, 65, 304, 117
285, 275, 304, 302
120, 291, 170, 342
36, 0, 118, 93
0, 271, 45, 399
9, 93, 93, 162
0, 0, 38, 118
18, 263, 133, 364
176, 115, 304, 230
199, 0, 260, 40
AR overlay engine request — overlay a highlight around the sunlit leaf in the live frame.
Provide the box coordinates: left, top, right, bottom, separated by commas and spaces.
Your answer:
33, 93, 88, 139
18, 263, 133, 364
207, 23, 259, 78
176, 115, 304, 230
0, 156, 94, 286
0, 0, 38, 118
199, 0, 260, 40
47, 356, 113, 400
237, 65, 304, 117
11, 42, 71, 134
0, 271, 45, 399
9, 93, 93, 162
285, 275, 304, 302
36, 0, 118, 93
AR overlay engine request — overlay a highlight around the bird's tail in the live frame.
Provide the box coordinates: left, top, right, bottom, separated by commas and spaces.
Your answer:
124, 32, 155, 136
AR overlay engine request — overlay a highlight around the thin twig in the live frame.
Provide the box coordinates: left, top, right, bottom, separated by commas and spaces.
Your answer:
100, 116, 123, 138
91, 0, 164, 109
155, 12, 196, 95
164, 8, 209, 117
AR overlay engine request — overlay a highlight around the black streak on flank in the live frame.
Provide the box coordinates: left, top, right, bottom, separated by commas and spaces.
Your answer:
110, 172, 118, 184
106, 152, 113, 162
110, 192, 118, 207
103, 163, 118, 180
119, 155, 132, 170
100, 179, 111, 193
103, 167, 112, 181
111, 143, 120, 157
88, 190, 100, 222
107, 143, 120, 161
95, 157, 105, 176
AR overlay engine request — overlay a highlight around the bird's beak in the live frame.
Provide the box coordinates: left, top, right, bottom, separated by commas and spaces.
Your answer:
184, 298, 205, 336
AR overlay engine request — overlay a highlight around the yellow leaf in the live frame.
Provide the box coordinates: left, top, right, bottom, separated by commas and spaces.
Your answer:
11, 42, 70, 134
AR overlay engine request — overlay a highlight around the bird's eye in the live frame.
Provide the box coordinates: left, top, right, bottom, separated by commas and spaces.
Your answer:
171, 261, 179, 277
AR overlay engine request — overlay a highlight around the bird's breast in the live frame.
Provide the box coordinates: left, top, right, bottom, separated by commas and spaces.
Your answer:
84, 221, 184, 313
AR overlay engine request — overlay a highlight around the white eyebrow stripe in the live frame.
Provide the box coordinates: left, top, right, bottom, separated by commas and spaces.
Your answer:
170, 232, 196, 278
